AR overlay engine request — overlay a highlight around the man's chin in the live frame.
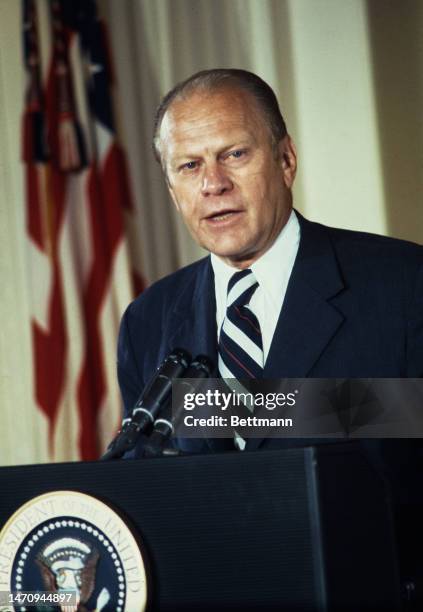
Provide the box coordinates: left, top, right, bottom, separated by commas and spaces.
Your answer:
208, 246, 259, 269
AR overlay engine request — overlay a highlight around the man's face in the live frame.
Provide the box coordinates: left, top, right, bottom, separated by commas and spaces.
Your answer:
160, 87, 297, 269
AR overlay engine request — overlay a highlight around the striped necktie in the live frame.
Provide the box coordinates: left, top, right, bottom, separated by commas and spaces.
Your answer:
218, 269, 264, 379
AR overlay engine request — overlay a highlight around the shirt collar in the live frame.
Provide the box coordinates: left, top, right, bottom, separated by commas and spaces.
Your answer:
211, 209, 300, 306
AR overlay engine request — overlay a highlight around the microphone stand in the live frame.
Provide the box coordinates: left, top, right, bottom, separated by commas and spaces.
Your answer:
142, 355, 214, 458
101, 349, 191, 461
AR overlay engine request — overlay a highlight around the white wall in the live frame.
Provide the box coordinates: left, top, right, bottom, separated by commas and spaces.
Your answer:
287, 0, 386, 232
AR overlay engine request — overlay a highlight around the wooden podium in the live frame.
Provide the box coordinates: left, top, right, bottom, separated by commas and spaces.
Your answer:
0, 445, 402, 611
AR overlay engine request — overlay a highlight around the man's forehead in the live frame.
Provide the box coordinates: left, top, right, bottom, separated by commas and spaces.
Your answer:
160, 87, 265, 154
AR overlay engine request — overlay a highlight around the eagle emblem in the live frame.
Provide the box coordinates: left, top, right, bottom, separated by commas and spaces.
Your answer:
36, 537, 110, 612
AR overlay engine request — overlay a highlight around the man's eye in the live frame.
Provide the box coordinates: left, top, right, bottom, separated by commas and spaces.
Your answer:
182, 161, 198, 170
229, 150, 245, 159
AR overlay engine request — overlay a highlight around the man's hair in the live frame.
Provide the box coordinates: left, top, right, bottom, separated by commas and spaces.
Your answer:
152, 68, 288, 166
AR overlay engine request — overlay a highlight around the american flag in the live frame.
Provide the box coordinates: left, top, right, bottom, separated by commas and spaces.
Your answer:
22, 0, 144, 461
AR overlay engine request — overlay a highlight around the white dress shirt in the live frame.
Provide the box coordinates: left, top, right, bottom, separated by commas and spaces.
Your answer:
211, 209, 300, 363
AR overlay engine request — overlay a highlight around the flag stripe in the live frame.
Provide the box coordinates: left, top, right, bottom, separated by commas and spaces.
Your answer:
23, 0, 142, 461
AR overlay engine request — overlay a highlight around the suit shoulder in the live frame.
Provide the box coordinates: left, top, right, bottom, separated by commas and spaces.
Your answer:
321, 222, 423, 264
125, 256, 210, 317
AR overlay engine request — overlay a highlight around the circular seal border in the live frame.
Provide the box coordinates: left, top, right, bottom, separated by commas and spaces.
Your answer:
0, 490, 148, 611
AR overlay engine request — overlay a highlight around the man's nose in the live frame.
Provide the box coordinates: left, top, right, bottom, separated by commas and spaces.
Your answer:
201, 163, 233, 196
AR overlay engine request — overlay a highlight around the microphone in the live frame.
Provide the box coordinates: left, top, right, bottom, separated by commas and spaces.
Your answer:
101, 348, 191, 460
143, 355, 214, 457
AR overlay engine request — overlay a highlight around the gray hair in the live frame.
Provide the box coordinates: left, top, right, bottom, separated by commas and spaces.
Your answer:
152, 68, 288, 167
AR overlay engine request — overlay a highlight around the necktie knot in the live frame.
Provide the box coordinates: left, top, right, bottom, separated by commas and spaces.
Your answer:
226, 269, 259, 309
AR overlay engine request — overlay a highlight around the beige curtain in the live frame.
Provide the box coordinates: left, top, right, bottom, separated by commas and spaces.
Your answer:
0, 0, 422, 466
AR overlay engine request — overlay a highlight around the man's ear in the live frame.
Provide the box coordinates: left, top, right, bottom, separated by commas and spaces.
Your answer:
278, 135, 297, 189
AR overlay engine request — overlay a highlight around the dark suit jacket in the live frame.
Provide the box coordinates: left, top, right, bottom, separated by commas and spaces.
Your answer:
118, 211, 422, 396
118, 213, 423, 577
118, 211, 423, 457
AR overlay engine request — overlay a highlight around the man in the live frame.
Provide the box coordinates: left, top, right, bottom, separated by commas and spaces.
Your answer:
117, 68, 423, 599
118, 69, 423, 443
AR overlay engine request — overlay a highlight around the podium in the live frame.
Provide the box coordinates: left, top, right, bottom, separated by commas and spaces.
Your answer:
0, 445, 402, 611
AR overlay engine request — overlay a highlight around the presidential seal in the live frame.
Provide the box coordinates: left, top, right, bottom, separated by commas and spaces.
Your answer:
0, 491, 148, 611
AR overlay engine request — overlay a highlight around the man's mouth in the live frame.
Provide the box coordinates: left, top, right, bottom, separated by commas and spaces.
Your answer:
205, 209, 242, 222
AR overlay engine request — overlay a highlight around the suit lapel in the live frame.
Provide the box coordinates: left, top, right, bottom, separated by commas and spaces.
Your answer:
248, 213, 346, 451
168, 257, 218, 368
264, 213, 345, 377
167, 258, 228, 452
